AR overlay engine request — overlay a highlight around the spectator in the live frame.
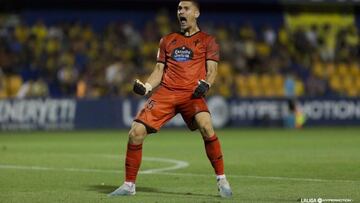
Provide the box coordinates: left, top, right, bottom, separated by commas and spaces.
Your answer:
0, 13, 359, 98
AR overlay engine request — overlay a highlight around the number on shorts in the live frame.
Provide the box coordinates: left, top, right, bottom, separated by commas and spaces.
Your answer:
146, 99, 156, 110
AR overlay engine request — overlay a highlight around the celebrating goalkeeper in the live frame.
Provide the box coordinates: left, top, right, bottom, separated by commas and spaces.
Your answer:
109, 0, 232, 198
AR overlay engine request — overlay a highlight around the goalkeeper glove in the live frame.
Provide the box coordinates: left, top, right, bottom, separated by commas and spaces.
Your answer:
133, 79, 152, 96
193, 80, 210, 98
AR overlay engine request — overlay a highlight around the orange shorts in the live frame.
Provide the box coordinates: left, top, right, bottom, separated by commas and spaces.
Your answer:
134, 85, 210, 133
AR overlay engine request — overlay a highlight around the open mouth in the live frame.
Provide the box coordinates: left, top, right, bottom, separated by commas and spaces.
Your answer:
179, 16, 187, 23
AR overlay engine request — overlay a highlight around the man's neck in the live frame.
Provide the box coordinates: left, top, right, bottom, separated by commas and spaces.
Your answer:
183, 25, 200, 36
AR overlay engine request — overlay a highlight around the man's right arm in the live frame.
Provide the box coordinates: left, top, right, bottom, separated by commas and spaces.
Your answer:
134, 37, 166, 96
133, 62, 165, 96
145, 62, 165, 88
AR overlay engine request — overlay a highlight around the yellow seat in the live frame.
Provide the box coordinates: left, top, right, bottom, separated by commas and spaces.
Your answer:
237, 88, 249, 97
259, 74, 271, 88
342, 76, 353, 92
235, 75, 246, 85
355, 76, 360, 89
329, 76, 342, 91
346, 88, 358, 97
344, 83, 358, 97
263, 88, 275, 97
274, 87, 284, 97
247, 74, 259, 89
324, 62, 335, 78
0, 76, 7, 98
218, 62, 232, 77
256, 42, 271, 57
249, 87, 262, 98
7, 75, 23, 97
313, 62, 324, 78
236, 83, 244, 93
295, 80, 304, 96
235, 75, 246, 93
247, 81, 264, 97
141, 42, 158, 57
218, 84, 232, 98
273, 74, 284, 88
350, 63, 360, 75
337, 63, 349, 76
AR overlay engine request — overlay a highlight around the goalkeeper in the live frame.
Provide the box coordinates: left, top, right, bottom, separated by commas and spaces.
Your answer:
109, 0, 232, 198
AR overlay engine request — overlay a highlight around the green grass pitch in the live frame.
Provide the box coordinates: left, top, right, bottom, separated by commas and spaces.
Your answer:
0, 128, 359, 203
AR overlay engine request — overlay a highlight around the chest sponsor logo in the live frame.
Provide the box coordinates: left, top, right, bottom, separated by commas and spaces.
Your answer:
171, 46, 193, 62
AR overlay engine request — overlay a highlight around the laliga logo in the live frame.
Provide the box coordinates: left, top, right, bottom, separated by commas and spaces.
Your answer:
299, 198, 322, 203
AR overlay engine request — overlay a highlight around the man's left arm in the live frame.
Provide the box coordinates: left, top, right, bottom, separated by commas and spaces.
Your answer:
205, 60, 218, 86
193, 60, 218, 98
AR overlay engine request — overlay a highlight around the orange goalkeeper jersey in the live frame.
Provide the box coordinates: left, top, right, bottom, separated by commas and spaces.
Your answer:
157, 31, 220, 92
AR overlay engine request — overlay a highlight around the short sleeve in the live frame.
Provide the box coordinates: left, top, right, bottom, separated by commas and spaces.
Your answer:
206, 36, 220, 62
156, 37, 166, 63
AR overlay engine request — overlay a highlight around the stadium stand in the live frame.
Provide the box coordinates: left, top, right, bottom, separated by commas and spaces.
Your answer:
0, 10, 360, 98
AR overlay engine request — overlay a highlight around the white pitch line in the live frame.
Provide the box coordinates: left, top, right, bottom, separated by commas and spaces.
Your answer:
97, 155, 190, 174
140, 157, 189, 174
0, 164, 359, 183
0, 164, 121, 174
154, 172, 360, 183
0, 156, 189, 175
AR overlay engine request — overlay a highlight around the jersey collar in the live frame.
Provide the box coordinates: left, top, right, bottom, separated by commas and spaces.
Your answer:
178, 30, 201, 38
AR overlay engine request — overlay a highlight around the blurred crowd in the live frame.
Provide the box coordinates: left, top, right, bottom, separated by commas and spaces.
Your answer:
1, 11, 360, 99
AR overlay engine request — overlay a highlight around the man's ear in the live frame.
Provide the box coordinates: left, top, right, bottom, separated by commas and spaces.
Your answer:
195, 10, 200, 18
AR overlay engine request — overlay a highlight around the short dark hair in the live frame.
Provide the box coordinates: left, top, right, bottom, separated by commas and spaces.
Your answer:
179, 0, 200, 10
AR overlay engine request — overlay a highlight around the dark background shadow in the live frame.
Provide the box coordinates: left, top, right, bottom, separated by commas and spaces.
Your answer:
87, 184, 218, 198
